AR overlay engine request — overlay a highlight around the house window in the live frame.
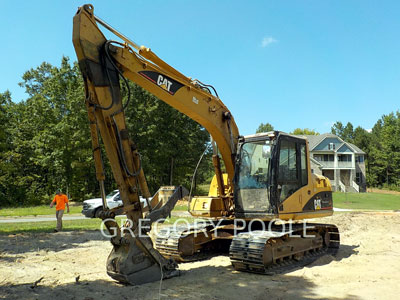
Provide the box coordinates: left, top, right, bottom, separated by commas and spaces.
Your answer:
356, 172, 362, 184
313, 154, 323, 161
323, 154, 334, 161
356, 155, 364, 163
328, 143, 336, 150
338, 154, 352, 162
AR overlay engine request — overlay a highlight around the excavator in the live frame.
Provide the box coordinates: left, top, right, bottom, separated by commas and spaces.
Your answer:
72, 4, 340, 285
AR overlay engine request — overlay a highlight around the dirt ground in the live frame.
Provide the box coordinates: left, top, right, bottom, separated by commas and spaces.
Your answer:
1, 212, 400, 300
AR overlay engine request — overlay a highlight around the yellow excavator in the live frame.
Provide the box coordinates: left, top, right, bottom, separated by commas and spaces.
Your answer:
73, 4, 339, 285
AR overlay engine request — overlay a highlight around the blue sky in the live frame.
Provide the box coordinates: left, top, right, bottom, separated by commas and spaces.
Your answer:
1, 0, 399, 135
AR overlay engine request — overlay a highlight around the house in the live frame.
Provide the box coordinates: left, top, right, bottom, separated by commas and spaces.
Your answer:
301, 133, 366, 192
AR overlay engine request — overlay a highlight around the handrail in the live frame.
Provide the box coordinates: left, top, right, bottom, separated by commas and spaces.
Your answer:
339, 180, 346, 192
352, 181, 359, 192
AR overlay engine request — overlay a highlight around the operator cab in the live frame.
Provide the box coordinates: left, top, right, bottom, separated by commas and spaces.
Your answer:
234, 131, 310, 219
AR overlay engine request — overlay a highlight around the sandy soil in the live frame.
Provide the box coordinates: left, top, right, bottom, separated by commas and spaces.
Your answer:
1, 212, 400, 300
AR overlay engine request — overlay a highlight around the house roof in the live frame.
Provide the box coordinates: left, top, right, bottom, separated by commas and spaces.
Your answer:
347, 142, 365, 154
299, 133, 366, 154
300, 133, 337, 150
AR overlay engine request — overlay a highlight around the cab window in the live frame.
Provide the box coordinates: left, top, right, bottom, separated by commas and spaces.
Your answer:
278, 139, 307, 202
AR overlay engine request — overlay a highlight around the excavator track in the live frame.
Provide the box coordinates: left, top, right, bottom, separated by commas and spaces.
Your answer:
155, 222, 234, 262
155, 222, 214, 262
229, 223, 339, 274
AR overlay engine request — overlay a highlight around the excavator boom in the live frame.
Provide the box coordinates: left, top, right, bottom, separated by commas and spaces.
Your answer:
72, 4, 238, 284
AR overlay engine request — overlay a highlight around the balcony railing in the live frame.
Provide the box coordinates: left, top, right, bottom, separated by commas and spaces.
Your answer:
319, 161, 335, 168
338, 161, 353, 168
319, 161, 354, 168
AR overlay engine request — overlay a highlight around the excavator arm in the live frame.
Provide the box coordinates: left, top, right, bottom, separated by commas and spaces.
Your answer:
72, 4, 239, 284
73, 4, 239, 183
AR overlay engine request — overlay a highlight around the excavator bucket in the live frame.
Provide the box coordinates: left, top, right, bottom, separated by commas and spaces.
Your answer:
73, 4, 186, 285
105, 186, 188, 284
106, 233, 178, 285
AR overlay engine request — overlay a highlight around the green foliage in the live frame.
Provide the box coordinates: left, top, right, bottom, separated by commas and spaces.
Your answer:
331, 113, 400, 188
290, 128, 319, 135
0, 57, 211, 207
0, 58, 97, 206
331, 121, 354, 142
256, 122, 274, 133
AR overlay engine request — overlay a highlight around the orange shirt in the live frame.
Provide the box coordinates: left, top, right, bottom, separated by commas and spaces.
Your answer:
52, 194, 69, 211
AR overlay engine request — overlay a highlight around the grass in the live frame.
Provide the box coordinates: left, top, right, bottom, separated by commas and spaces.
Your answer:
173, 203, 189, 211
0, 218, 103, 234
0, 205, 82, 217
0, 202, 187, 217
333, 192, 400, 210
3, 191, 398, 234
0, 214, 194, 235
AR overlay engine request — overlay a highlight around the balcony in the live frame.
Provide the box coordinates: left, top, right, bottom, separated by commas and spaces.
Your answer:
319, 161, 335, 168
338, 161, 353, 168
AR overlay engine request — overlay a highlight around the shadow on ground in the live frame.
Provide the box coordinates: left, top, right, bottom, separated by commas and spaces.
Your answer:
0, 263, 360, 300
0, 230, 108, 255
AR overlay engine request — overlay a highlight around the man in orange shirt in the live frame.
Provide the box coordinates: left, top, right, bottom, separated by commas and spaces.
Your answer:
50, 190, 69, 232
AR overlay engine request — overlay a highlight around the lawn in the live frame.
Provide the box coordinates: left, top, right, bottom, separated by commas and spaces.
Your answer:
333, 192, 400, 210
0, 202, 188, 217
0, 205, 83, 217
2, 191, 398, 234
0, 214, 194, 235
0, 218, 103, 234
173, 203, 189, 211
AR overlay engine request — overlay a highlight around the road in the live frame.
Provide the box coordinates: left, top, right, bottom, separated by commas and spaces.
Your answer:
0, 215, 87, 223
0, 211, 191, 223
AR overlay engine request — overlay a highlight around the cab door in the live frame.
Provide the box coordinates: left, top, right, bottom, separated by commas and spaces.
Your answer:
276, 136, 308, 213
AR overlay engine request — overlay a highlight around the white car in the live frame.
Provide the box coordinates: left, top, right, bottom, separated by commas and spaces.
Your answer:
82, 190, 148, 218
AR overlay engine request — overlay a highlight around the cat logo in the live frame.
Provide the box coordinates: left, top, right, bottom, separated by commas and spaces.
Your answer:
157, 75, 172, 92
138, 71, 183, 95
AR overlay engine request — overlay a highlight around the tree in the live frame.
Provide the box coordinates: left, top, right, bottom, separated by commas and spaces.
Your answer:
0, 91, 13, 205
332, 114, 400, 189
0, 57, 212, 207
331, 121, 354, 142
256, 122, 274, 133
290, 128, 319, 135
123, 82, 211, 193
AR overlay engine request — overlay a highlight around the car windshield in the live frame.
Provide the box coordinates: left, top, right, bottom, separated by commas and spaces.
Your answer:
106, 190, 118, 199
236, 139, 271, 212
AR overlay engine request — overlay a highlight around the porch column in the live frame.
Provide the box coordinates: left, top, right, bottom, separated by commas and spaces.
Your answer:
351, 153, 355, 185
334, 153, 338, 191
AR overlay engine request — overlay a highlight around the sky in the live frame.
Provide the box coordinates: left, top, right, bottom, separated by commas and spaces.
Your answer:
0, 0, 399, 136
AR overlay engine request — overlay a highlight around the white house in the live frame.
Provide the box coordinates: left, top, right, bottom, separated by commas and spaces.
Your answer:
301, 133, 366, 192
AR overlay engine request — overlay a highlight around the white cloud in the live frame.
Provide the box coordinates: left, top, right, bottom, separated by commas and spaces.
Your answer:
261, 36, 278, 47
